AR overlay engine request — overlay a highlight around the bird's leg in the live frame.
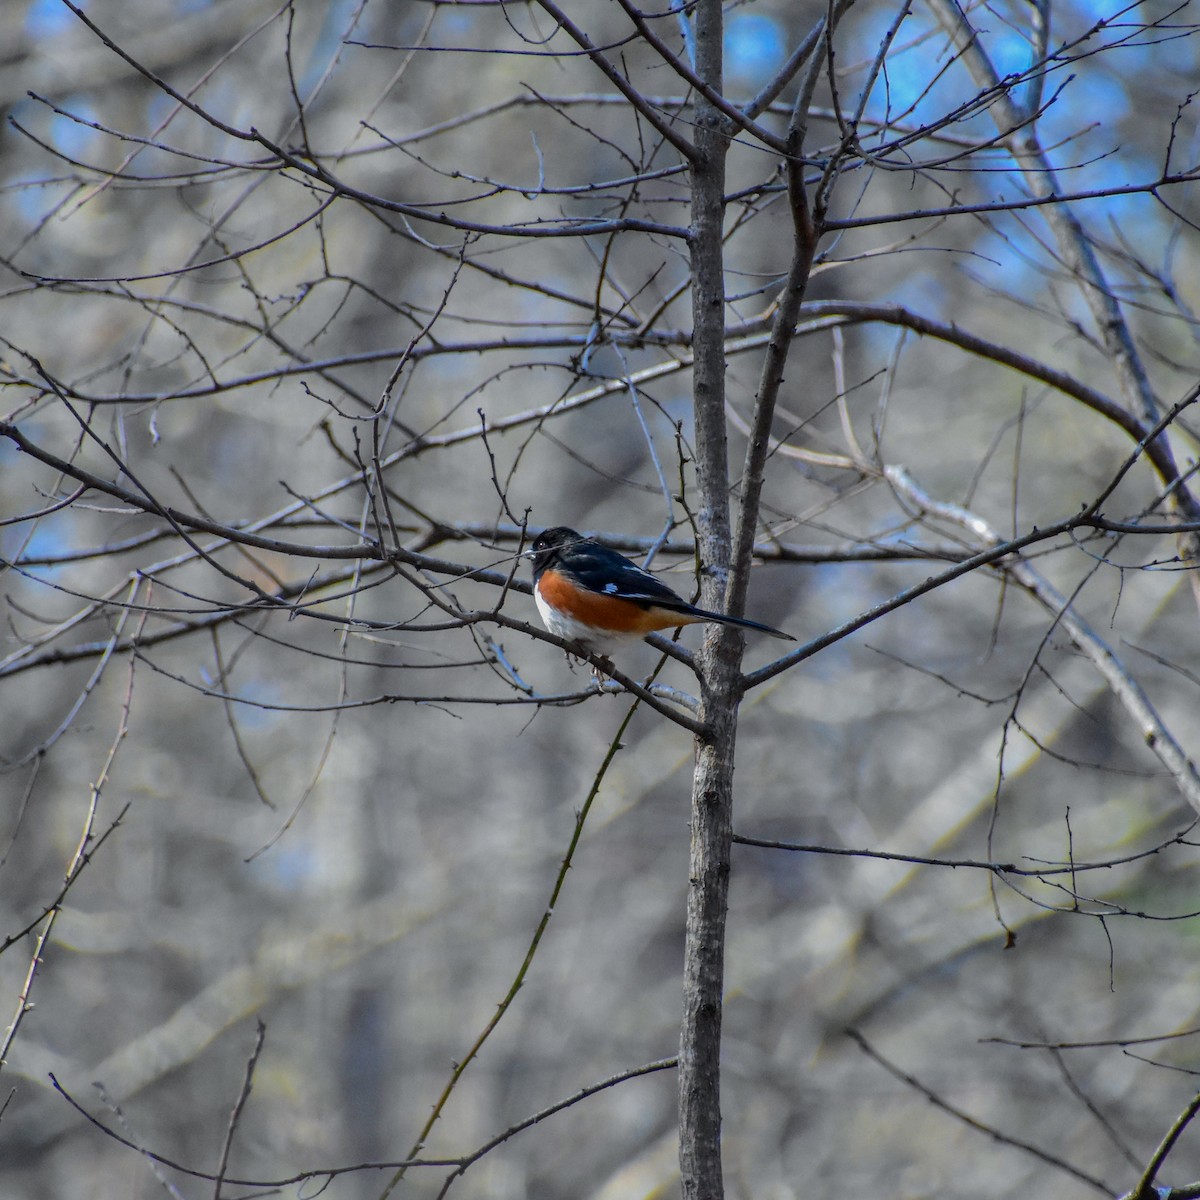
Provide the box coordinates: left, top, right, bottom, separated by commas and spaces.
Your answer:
569, 643, 615, 684
562, 643, 615, 688
590, 654, 615, 683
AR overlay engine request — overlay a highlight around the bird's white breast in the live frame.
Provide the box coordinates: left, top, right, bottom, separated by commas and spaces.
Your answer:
534, 586, 643, 653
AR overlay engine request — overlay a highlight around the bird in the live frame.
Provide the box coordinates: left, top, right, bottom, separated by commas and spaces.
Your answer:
529, 526, 793, 656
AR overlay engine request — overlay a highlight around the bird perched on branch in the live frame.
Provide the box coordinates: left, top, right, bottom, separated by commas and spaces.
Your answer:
530, 526, 793, 656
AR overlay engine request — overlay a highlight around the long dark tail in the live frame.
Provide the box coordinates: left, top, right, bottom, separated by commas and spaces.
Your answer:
689, 606, 794, 641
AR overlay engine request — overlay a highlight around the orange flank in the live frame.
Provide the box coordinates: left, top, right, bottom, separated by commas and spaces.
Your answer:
536, 570, 703, 635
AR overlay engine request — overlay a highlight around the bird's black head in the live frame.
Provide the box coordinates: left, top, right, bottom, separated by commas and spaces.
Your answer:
530, 526, 584, 578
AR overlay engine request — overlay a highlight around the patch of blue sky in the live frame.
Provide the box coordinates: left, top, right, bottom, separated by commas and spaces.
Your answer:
1012, 63, 1159, 231
47, 96, 103, 161
1065, 0, 1199, 74
7, 88, 103, 165
296, 0, 359, 96
1070, 0, 1122, 17
725, 11, 788, 86
950, 180, 1180, 326
146, 89, 178, 129
197, 668, 284, 731
27, 0, 215, 36
8, 174, 74, 230
5, 91, 103, 225
871, 263, 957, 322
6, 518, 75, 581
851, 11, 973, 133
439, 7, 474, 37
852, 0, 1154, 154
986, 22, 1034, 79
227, 681, 285, 730
850, 0, 1178, 302
1034, 62, 1131, 164
251, 837, 319, 892
24, 0, 76, 39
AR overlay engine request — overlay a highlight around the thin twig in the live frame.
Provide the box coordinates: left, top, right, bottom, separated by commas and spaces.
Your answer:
378, 683, 662, 1199
434, 1057, 677, 1197
1, 596, 141, 1068
1125, 1091, 1200, 1200
212, 1019, 267, 1200
847, 1028, 1111, 1194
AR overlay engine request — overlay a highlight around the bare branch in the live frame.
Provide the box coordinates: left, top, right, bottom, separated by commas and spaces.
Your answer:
847, 1029, 1112, 1194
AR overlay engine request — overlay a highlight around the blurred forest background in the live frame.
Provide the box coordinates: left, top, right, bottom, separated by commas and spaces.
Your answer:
4, 0, 1200, 1197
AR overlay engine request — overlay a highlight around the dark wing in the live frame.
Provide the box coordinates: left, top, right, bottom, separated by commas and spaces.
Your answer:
560, 543, 693, 612
559, 539, 794, 638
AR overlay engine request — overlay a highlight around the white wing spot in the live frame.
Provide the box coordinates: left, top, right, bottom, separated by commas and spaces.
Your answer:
603, 582, 618, 593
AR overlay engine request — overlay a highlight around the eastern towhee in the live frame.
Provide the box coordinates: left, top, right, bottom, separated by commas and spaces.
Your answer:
530, 526, 793, 655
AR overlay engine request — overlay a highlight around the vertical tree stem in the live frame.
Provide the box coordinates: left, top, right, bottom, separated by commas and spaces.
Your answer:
680, 3, 736, 1198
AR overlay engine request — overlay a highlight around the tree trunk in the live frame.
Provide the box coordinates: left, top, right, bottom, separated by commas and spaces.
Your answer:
679, 3, 737, 1197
